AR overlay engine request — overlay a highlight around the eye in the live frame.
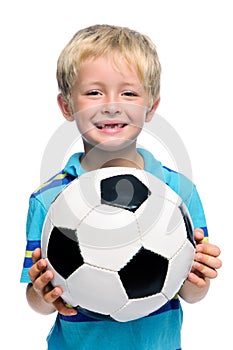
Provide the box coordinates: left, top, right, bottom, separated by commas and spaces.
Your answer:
86, 90, 102, 96
122, 91, 138, 97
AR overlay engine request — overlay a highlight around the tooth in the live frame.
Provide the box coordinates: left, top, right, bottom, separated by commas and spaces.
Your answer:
96, 123, 126, 129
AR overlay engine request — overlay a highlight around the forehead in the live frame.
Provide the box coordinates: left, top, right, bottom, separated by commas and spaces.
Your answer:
77, 55, 142, 83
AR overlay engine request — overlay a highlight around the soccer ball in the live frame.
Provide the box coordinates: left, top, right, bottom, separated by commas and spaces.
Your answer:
41, 167, 195, 322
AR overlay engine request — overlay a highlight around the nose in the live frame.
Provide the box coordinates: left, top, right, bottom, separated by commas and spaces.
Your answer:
101, 102, 122, 116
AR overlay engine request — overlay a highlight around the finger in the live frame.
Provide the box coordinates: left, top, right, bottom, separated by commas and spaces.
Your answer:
196, 251, 222, 269
43, 286, 63, 303
196, 242, 221, 258
187, 272, 208, 288
32, 248, 42, 264
43, 287, 77, 316
192, 260, 218, 279
32, 270, 54, 294
28, 258, 48, 283
53, 298, 77, 316
193, 228, 204, 243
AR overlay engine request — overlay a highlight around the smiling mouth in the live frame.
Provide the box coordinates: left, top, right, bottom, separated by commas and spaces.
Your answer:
95, 123, 127, 129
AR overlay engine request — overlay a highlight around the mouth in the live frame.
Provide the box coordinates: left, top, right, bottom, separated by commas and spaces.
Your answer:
95, 123, 127, 130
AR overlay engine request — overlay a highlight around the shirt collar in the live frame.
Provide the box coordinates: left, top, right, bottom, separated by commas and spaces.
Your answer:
63, 148, 163, 180
63, 152, 86, 177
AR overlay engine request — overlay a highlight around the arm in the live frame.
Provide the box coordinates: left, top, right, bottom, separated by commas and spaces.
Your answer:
26, 248, 77, 316
179, 228, 222, 303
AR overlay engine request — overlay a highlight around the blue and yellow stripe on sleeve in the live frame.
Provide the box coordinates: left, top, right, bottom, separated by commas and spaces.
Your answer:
23, 240, 41, 268
20, 240, 41, 283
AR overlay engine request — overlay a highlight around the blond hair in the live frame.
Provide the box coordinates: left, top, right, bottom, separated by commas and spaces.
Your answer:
57, 24, 161, 106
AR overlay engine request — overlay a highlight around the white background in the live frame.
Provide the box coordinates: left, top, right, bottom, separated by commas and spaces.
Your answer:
1, 0, 232, 348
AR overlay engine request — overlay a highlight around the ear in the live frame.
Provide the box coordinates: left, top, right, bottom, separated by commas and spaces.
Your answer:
57, 94, 74, 121
145, 98, 160, 122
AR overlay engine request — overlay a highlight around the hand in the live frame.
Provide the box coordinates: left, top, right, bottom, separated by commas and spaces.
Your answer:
187, 228, 222, 288
28, 248, 77, 316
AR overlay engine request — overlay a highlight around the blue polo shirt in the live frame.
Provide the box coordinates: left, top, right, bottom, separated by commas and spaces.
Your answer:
20, 148, 208, 350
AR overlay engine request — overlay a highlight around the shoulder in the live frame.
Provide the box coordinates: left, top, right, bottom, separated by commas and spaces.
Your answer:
26, 170, 76, 242
162, 166, 195, 202
160, 165, 207, 231
30, 171, 76, 210
27, 152, 83, 229
138, 148, 207, 229
138, 148, 195, 201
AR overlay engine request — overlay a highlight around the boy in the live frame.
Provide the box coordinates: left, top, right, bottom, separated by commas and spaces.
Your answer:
20, 24, 221, 349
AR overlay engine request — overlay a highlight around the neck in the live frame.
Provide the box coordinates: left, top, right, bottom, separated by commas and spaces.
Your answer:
80, 143, 144, 171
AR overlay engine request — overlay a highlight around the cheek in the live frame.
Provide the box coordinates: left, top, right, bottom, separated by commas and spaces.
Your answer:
74, 112, 97, 137
70, 94, 89, 114
126, 105, 148, 123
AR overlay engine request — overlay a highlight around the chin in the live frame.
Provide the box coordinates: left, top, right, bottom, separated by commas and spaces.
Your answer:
94, 138, 136, 152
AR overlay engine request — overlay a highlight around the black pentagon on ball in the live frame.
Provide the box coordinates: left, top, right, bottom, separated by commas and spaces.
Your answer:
100, 174, 151, 212
47, 227, 84, 279
119, 247, 169, 298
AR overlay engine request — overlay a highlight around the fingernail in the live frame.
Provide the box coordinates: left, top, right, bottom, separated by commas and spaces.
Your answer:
38, 260, 46, 269
53, 290, 60, 297
193, 261, 201, 269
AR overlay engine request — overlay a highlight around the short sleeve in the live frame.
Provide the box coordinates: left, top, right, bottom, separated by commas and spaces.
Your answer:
20, 196, 47, 283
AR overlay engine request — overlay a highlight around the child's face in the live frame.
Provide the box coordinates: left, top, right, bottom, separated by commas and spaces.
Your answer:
59, 56, 158, 152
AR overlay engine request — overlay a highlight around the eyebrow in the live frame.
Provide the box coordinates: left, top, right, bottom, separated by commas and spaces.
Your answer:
79, 81, 143, 89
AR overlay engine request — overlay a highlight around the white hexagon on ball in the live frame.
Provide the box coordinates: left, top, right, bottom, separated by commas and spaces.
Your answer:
66, 264, 128, 314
